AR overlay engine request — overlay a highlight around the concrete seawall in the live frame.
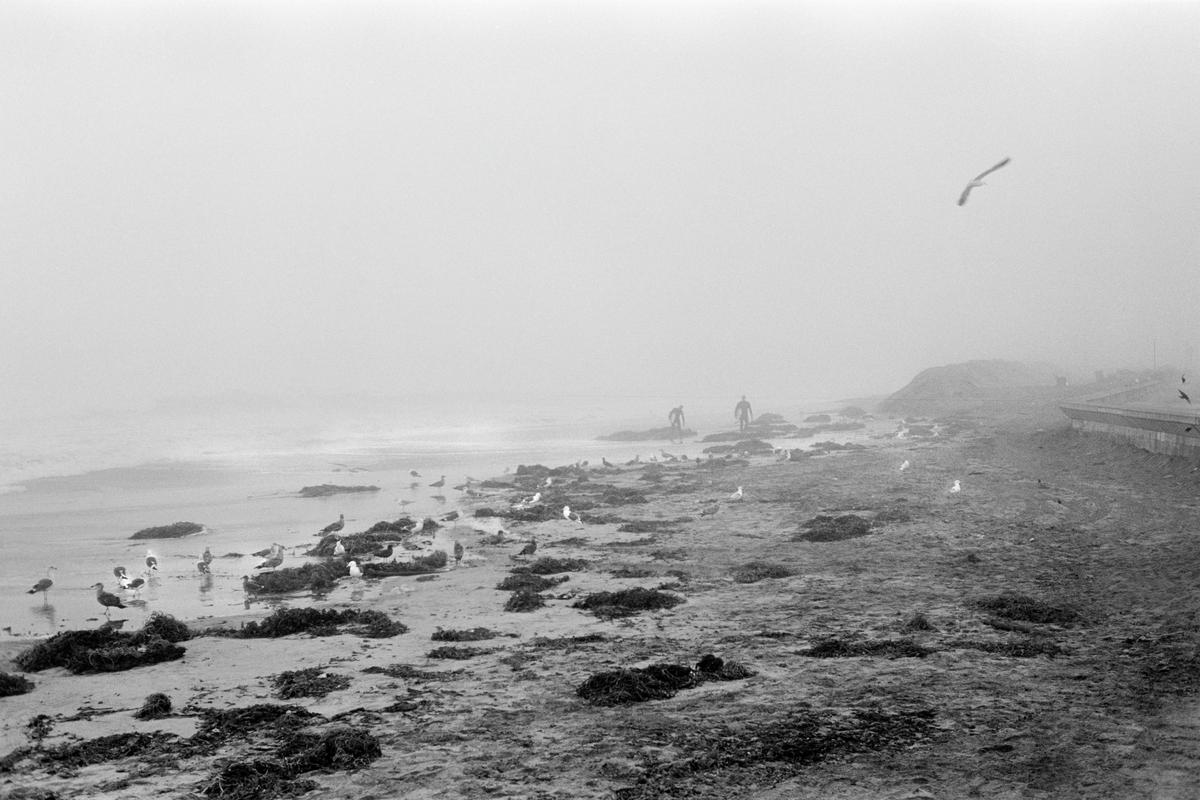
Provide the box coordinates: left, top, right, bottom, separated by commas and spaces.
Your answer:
1061, 385, 1200, 459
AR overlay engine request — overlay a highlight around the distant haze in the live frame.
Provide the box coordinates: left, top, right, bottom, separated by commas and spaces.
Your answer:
3, 1, 1198, 418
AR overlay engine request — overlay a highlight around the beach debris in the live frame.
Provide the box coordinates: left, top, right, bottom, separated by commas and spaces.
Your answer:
900, 611, 935, 632
947, 638, 1065, 658
0, 670, 34, 697
576, 653, 754, 707
207, 607, 406, 640
320, 513, 346, 535
504, 588, 547, 612
497, 572, 569, 592
801, 637, 934, 659
243, 563, 343, 595
971, 591, 1079, 625
572, 587, 685, 619
26, 566, 56, 604
15, 616, 188, 674
272, 667, 351, 699
431, 627, 506, 642
731, 561, 796, 584
100, 618, 128, 631
453, 540, 464, 565
91, 583, 127, 616
134, 692, 173, 720
129, 521, 203, 540
428, 645, 491, 660
957, 156, 1010, 206
949, 479, 962, 494
793, 514, 874, 542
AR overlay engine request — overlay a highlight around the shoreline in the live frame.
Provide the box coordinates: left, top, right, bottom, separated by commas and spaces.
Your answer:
4, 401, 1200, 798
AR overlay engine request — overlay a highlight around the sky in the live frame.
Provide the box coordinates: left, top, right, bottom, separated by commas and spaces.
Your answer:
2, 0, 1199, 417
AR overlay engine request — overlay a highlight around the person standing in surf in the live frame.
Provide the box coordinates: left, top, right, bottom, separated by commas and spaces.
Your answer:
734, 395, 753, 432
668, 405, 686, 443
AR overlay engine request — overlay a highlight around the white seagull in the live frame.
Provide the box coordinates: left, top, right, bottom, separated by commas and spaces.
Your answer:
949, 479, 962, 494
730, 486, 744, 502
958, 157, 1010, 206
899, 460, 910, 472
348, 560, 363, 579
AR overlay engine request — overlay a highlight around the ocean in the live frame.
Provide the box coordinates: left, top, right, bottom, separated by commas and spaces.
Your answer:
0, 395, 864, 637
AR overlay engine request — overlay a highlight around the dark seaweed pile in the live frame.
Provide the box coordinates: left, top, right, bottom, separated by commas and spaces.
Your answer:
971, 592, 1080, 625
134, 693, 173, 720
504, 588, 547, 612
15, 626, 186, 674
213, 608, 407, 639
0, 671, 34, 697
793, 514, 874, 542
572, 588, 685, 619
524, 557, 590, 574
497, 573, 568, 592
801, 637, 933, 659
431, 627, 501, 642
271, 667, 351, 699
244, 563, 343, 595
730, 561, 795, 583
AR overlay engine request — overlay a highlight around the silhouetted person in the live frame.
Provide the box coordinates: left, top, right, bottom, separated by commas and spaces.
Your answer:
734, 395, 753, 432
668, 405, 686, 442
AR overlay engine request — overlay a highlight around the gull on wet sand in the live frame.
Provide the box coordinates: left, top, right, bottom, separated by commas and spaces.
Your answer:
320, 514, 345, 535
949, 479, 962, 494
899, 460, 910, 472
91, 583, 127, 616
429, 476, 446, 489
516, 539, 538, 559
957, 157, 1011, 206
145, 551, 158, 570
197, 560, 211, 574
730, 486, 744, 502
27, 566, 56, 602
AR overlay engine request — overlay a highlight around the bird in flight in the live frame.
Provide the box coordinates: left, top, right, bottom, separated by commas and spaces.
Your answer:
1180, 389, 1191, 404
958, 157, 1011, 206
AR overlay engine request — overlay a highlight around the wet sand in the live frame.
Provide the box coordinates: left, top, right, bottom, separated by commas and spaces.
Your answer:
4, 396, 1200, 799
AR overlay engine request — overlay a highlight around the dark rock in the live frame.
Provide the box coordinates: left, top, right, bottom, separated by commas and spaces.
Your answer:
129, 521, 203, 540
298, 485, 380, 498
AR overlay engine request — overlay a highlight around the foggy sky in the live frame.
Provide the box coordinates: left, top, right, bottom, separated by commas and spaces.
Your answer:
3, 1, 1199, 417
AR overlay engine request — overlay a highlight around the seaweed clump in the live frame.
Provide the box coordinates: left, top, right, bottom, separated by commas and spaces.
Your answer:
427, 645, 489, 660
793, 514, 873, 542
130, 521, 203, 540
361, 550, 447, 577
134, 693, 173, 720
971, 592, 1080, 625
573, 587, 685, 619
15, 627, 186, 674
525, 557, 590, 574
201, 726, 380, 800
271, 667, 351, 699
731, 561, 795, 583
497, 572, 568, 592
217, 608, 407, 639
802, 637, 933, 659
577, 654, 754, 707
504, 589, 547, 612
245, 563, 343, 595
0, 671, 34, 697
431, 627, 500, 642
948, 638, 1065, 658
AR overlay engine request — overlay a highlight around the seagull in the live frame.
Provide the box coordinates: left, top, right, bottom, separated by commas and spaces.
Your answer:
120, 572, 147, 593
348, 560, 363, 579
429, 475, 446, 489
949, 479, 962, 494
333, 539, 346, 556
27, 566, 56, 603
602, 458, 614, 468
729, 486, 744, 502
320, 514, 345, 535
113, 566, 128, 581
145, 551, 158, 571
410, 470, 421, 478
374, 544, 394, 559
91, 583, 127, 616
957, 157, 1011, 206
700, 504, 719, 517
563, 505, 584, 525
453, 541, 464, 566
899, 460, 910, 471
516, 539, 538, 559
543, 477, 554, 488
255, 550, 284, 570
197, 560, 211, 574
1180, 389, 1191, 404
202, 546, 213, 565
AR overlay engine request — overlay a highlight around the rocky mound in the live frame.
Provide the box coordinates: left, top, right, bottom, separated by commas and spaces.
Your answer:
598, 427, 697, 442
880, 360, 1060, 413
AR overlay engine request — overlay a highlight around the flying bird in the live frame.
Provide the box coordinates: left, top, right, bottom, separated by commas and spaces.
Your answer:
1180, 389, 1191, 404
320, 514, 345, 535
957, 157, 1011, 206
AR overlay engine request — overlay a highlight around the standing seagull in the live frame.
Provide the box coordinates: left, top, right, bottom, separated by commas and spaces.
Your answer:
202, 546, 213, 566
27, 566, 56, 604
516, 538, 538, 559
429, 475, 446, 489
729, 486, 744, 502
145, 551, 158, 571
320, 514, 345, 536
949, 479, 962, 494
347, 560, 363, 579
957, 157, 1011, 206
91, 583, 127, 616
899, 460, 911, 472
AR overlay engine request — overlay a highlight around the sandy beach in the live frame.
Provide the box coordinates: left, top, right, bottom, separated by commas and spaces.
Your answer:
4, 393, 1200, 800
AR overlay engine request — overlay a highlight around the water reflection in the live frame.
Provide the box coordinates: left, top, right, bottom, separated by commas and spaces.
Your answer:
30, 603, 57, 635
